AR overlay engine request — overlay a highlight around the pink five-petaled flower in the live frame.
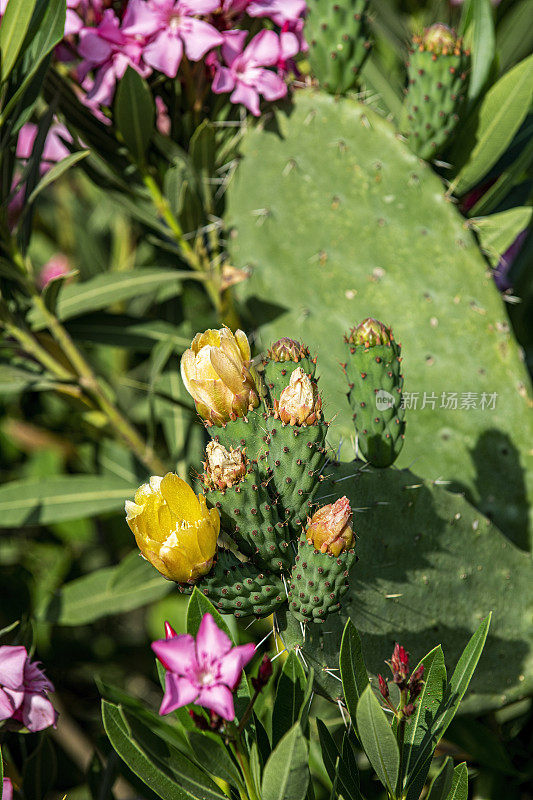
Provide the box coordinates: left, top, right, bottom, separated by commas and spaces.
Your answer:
212, 29, 287, 116
123, 0, 223, 79
152, 613, 255, 721
0, 646, 56, 733
78, 8, 151, 107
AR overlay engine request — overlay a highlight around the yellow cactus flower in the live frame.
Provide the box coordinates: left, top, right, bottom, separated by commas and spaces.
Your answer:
306, 496, 355, 557
180, 327, 260, 426
125, 474, 219, 583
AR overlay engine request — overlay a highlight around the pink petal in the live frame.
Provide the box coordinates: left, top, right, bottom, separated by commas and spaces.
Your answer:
212, 66, 235, 94
2, 779, 13, 800
160, 674, 198, 715
196, 684, 235, 720
221, 29, 248, 66
182, 18, 223, 62
65, 8, 83, 35
16, 123, 37, 160
0, 687, 23, 720
243, 30, 280, 68
254, 69, 287, 101
23, 660, 55, 694
231, 82, 260, 116
152, 634, 197, 674
248, 0, 306, 24
78, 31, 113, 64
143, 31, 183, 77
122, 0, 161, 36
85, 63, 117, 106
20, 692, 57, 732
196, 614, 232, 663
179, 0, 221, 13
280, 31, 299, 60
0, 646, 27, 690
217, 643, 256, 690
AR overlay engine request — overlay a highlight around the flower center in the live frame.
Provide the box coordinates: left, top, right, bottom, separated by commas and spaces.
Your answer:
197, 668, 215, 686
169, 13, 181, 31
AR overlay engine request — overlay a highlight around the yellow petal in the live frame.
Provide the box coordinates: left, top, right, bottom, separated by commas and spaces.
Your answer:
160, 473, 201, 522
193, 329, 222, 351
180, 349, 196, 395
209, 349, 243, 394
234, 329, 251, 362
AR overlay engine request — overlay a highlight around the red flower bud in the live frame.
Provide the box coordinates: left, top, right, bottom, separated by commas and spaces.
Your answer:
403, 703, 415, 718
391, 643, 410, 682
164, 621, 177, 639
252, 654, 273, 692
378, 674, 389, 699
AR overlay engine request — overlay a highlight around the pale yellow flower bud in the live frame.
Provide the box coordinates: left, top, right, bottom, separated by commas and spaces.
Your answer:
275, 367, 321, 425
306, 497, 354, 557
180, 327, 260, 426
125, 474, 219, 583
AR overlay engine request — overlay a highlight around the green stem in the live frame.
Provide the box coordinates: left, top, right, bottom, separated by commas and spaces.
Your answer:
395, 689, 408, 799
236, 688, 261, 737
231, 738, 260, 800
31, 294, 168, 476
5, 320, 74, 382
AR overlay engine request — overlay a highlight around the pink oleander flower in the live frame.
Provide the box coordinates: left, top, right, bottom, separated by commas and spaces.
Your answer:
78, 8, 151, 107
16, 122, 71, 170
0, 646, 56, 733
212, 29, 287, 116
2, 779, 13, 800
38, 254, 72, 290
0, 0, 8, 15
123, 0, 223, 78
247, 0, 307, 25
152, 613, 255, 720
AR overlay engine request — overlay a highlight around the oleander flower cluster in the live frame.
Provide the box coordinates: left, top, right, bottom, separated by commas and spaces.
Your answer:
62, 0, 308, 115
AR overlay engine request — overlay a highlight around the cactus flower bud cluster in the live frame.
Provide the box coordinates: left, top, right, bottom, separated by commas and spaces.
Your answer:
306, 496, 354, 556
346, 318, 392, 348
275, 367, 322, 426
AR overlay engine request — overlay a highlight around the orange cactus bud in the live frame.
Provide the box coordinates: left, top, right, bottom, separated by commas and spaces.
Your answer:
306, 496, 354, 556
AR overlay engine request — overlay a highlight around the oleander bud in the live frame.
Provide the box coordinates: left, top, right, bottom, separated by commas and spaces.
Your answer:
306, 496, 354, 557
275, 367, 321, 425
180, 327, 260, 426
202, 441, 248, 492
378, 674, 389, 700
125, 474, 219, 583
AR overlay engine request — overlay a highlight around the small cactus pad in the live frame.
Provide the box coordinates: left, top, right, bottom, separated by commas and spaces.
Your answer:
208, 409, 268, 469
306, 0, 372, 95
266, 415, 329, 529
288, 535, 357, 623
262, 339, 317, 402
402, 24, 469, 160
180, 549, 286, 619
204, 466, 293, 573
343, 325, 405, 467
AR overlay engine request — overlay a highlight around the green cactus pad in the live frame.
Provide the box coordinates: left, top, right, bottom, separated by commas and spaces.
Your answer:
227, 89, 532, 551
344, 338, 405, 466
208, 409, 269, 469
180, 549, 286, 619
288, 535, 357, 623
306, 0, 371, 95
266, 416, 329, 529
204, 468, 293, 573
402, 34, 469, 160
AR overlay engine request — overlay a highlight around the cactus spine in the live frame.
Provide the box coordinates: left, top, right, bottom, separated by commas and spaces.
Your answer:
306, 0, 372, 95
402, 24, 469, 160
343, 318, 405, 468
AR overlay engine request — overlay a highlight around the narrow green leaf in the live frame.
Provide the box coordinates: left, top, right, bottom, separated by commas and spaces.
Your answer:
188, 733, 244, 790
28, 268, 189, 328
0, 0, 37, 82
0, 475, 136, 527
452, 54, 533, 193
0, 364, 55, 394
272, 651, 307, 746
41, 270, 78, 315
403, 645, 448, 797
496, 1, 533, 72
186, 588, 234, 641
463, 0, 495, 101
469, 134, 533, 215
426, 757, 454, 800
66, 313, 190, 351
41, 552, 172, 625
471, 207, 532, 267
445, 763, 469, 800
261, 724, 309, 800
340, 619, 370, 721
115, 66, 154, 163
356, 685, 399, 795
28, 151, 90, 204
316, 720, 362, 800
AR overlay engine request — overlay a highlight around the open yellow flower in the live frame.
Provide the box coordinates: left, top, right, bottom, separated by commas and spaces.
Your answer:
125, 474, 219, 583
180, 327, 260, 426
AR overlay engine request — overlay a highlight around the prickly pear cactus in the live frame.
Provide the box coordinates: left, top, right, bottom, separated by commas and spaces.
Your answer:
227, 89, 532, 552
343, 318, 405, 467
402, 24, 470, 160
180, 549, 286, 619
306, 0, 372, 94
262, 338, 318, 401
